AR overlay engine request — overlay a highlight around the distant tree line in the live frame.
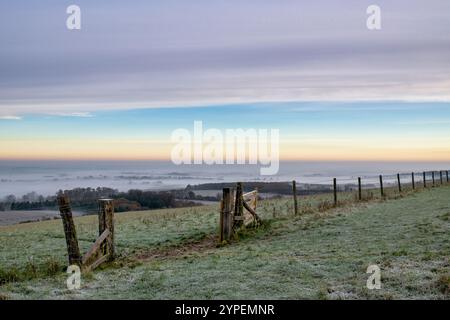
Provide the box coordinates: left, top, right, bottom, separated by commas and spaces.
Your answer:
171, 189, 220, 202
0, 187, 199, 213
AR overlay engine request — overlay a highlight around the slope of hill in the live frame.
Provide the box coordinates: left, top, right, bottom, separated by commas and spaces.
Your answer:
1, 185, 449, 300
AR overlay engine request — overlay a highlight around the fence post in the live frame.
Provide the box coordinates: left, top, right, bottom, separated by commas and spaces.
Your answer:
432, 171, 435, 186
333, 178, 337, 206
379, 175, 384, 197
397, 173, 402, 193
440, 171, 443, 185
292, 180, 298, 215
223, 188, 234, 240
221, 188, 230, 241
221, 188, 234, 241
234, 182, 244, 228
411, 172, 415, 190
423, 172, 427, 188
447, 170, 449, 183
98, 199, 115, 261
358, 177, 362, 201
219, 195, 224, 243
57, 194, 82, 266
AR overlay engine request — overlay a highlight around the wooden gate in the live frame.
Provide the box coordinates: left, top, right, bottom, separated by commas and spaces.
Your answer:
57, 195, 115, 272
219, 182, 261, 243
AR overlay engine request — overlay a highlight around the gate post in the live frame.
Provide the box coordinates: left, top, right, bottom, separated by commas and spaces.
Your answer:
234, 183, 244, 228
57, 194, 82, 266
220, 188, 233, 242
98, 199, 115, 261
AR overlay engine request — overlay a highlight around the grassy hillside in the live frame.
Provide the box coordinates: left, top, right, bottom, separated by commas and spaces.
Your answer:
0, 185, 449, 300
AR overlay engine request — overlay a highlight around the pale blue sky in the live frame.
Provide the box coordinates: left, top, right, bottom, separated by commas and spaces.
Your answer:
1, 101, 450, 139
0, 0, 450, 118
0, 2, 449, 160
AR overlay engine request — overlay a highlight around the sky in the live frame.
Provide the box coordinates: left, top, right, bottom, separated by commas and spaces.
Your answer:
0, 1, 449, 161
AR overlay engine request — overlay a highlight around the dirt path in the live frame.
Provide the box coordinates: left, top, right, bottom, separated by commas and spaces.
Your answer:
134, 234, 219, 261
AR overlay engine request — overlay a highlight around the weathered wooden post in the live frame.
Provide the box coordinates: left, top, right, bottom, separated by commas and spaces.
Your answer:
358, 177, 362, 201
57, 194, 82, 266
447, 170, 449, 183
423, 172, 427, 188
98, 199, 115, 261
292, 180, 298, 215
379, 175, 384, 197
333, 178, 337, 206
411, 172, 415, 190
221, 188, 233, 241
397, 174, 402, 193
432, 171, 435, 186
234, 183, 244, 228
219, 195, 224, 243
440, 171, 443, 185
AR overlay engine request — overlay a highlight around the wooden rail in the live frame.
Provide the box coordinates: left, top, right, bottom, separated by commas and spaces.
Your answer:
58, 195, 116, 272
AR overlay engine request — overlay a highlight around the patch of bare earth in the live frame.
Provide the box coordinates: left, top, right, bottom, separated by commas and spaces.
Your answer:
134, 234, 218, 261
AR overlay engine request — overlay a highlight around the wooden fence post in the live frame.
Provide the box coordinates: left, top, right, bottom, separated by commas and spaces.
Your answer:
358, 177, 362, 201
440, 171, 443, 185
411, 172, 415, 190
221, 188, 233, 241
379, 175, 384, 197
423, 172, 427, 188
432, 171, 435, 186
234, 183, 244, 228
333, 178, 337, 206
219, 196, 224, 243
447, 170, 449, 183
292, 180, 298, 215
98, 199, 115, 261
397, 173, 402, 193
57, 194, 82, 266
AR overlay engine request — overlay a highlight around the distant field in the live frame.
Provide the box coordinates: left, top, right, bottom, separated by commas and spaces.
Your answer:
0, 210, 84, 226
0, 184, 449, 299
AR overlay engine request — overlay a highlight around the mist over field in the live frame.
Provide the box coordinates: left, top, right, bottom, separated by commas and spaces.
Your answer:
1, 160, 449, 198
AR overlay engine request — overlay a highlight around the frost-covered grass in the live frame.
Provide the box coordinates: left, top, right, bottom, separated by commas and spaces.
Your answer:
1, 184, 449, 299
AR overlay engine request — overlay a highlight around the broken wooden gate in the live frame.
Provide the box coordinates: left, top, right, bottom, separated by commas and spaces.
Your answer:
219, 182, 261, 242
57, 195, 115, 272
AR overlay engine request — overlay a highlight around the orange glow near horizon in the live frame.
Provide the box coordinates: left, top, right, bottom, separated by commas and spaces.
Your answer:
1, 137, 450, 162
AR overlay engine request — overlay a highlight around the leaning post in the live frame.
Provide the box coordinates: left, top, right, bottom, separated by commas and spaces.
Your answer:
379, 175, 384, 197
397, 173, 402, 193
411, 172, 415, 190
57, 194, 82, 266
